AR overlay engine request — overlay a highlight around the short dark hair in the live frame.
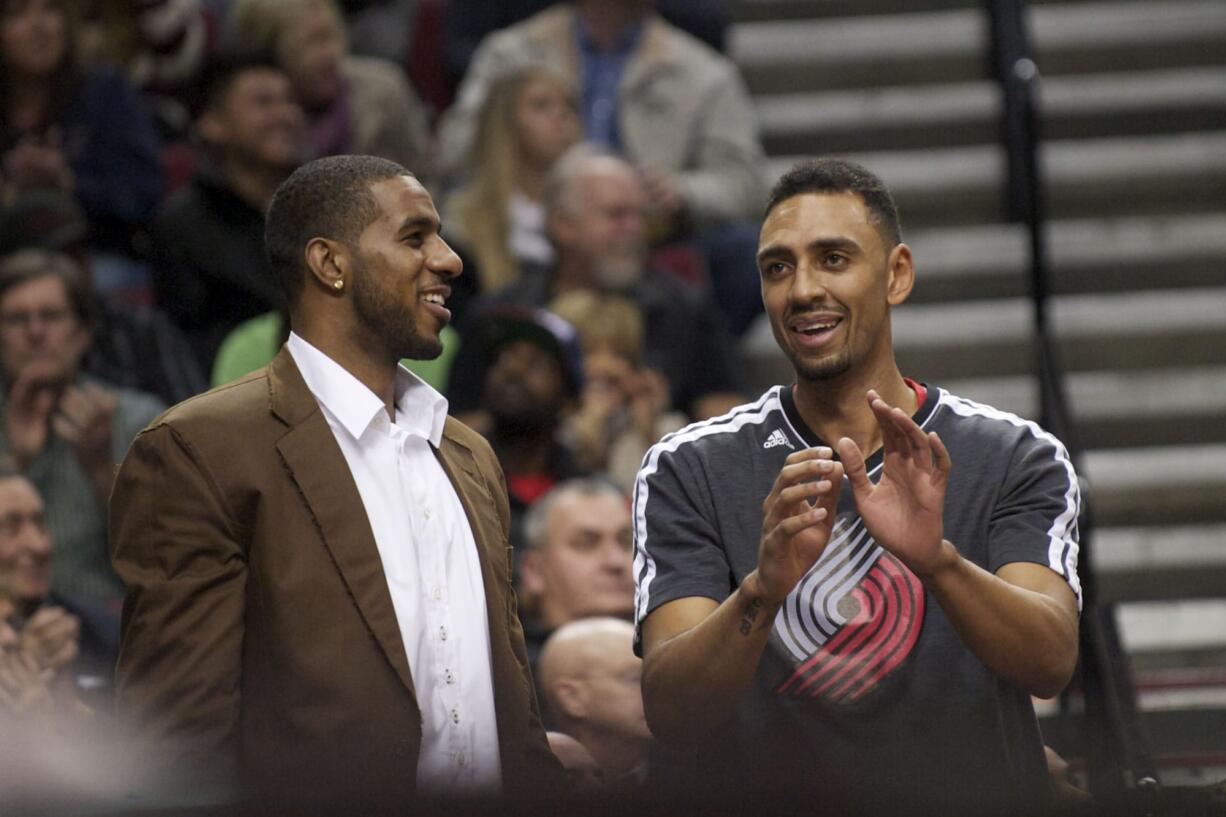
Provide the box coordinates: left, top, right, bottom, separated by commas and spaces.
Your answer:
195, 50, 282, 117
764, 158, 902, 248
264, 155, 412, 304
0, 249, 95, 331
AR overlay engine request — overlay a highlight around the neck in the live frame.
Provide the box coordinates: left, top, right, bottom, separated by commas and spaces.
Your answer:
490, 424, 556, 474
221, 154, 289, 212
792, 359, 915, 458
293, 315, 398, 417
576, 729, 649, 779
517, 168, 547, 202
577, 1, 646, 50
550, 251, 594, 295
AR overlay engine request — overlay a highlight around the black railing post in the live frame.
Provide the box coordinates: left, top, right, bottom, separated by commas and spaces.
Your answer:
984, 0, 1158, 806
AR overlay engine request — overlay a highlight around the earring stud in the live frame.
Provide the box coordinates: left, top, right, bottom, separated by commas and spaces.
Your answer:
333, 279, 344, 291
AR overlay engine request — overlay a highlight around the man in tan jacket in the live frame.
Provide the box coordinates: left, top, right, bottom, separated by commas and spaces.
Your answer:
111, 155, 560, 804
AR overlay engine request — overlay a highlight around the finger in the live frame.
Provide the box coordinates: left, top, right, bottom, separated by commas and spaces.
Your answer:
893, 407, 932, 469
929, 431, 952, 477
774, 503, 829, 539
836, 436, 872, 497
50, 414, 80, 443
777, 479, 835, 510
783, 446, 834, 467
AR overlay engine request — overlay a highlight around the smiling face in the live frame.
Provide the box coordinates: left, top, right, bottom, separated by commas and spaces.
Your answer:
0, 476, 52, 605
757, 192, 913, 385
347, 175, 462, 361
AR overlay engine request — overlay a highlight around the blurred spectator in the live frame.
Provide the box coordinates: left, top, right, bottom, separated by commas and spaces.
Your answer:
341, 0, 415, 65
0, 0, 163, 266
0, 462, 116, 706
79, 0, 214, 138
442, 65, 580, 324
0, 188, 207, 405
519, 478, 635, 636
439, 0, 761, 228
464, 147, 743, 420
228, 0, 431, 174
443, 0, 730, 94
0, 250, 164, 606
550, 290, 685, 494
450, 305, 586, 551
538, 617, 649, 789
148, 53, 297, 373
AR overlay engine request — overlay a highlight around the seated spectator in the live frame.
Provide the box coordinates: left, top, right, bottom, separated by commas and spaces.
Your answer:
0, 250, 164, 606
79, 0, 214, 138
228, 0, 431, 174
537, 617, 650, 790
439, 0, 761, 227
550, 289, 686, 494
149, 53, 299, 373
341, 0, 415, 66
442, 65, 580, 324
449, 305, 587, 550
0, 186, 207, 405
0, 458, 119, 702
462, 147, 743, 420
0, 0, 163, 275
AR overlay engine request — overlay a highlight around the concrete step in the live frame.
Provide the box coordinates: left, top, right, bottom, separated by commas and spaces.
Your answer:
733, 0, 1226, 93
1084, 444, 1226, 527
938, 366, 1226, 450
766, 131, 1226, 227
741, 286, 1226, 384
733, 0, 1140, 23
758, 67, 1226, 155
905, 213, 1226, 304
1093, 525, 1226, 604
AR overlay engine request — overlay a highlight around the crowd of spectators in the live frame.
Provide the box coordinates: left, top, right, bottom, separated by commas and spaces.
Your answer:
0, 0, 761, 803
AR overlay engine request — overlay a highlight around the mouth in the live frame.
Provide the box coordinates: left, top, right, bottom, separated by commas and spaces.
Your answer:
788, 313, 844, 349
419, 288, 451, 325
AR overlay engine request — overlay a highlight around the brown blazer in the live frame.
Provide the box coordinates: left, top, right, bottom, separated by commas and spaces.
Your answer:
111, 347, 560, 799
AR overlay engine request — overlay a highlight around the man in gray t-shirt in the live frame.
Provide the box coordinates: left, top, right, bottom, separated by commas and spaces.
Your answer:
634, 160, 1080, 814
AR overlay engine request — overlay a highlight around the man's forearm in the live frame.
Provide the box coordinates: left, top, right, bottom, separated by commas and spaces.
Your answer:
642, 571, 780, 743
924, 540, 1079, 698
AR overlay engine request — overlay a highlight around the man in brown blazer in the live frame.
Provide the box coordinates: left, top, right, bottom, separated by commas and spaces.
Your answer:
111, 155, 561, 803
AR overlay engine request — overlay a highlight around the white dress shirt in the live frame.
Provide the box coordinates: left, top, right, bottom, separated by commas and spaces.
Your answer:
287, 333, 502, 794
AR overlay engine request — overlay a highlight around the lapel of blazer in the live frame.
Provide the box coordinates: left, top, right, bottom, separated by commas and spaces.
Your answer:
267, 347, 418, 699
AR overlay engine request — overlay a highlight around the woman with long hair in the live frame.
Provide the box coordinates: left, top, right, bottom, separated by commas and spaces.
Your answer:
444, 66, 579, 297
0, 0, 162, 262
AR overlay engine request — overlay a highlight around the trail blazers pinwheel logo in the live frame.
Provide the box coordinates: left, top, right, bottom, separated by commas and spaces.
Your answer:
773, 515, 925, 703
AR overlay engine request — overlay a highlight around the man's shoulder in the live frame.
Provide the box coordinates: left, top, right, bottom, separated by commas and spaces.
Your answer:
482, 4, 572, 62
644, 388, 785, 469
142, 369, 274, 440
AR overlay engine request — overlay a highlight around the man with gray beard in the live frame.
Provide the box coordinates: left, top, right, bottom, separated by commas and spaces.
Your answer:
461, 147, 743, 421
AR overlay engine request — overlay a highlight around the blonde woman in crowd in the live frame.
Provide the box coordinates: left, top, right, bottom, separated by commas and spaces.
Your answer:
444, 66, 580, 298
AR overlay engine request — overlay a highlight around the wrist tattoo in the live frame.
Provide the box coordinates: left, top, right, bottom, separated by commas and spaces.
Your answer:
739, 597, 765, 636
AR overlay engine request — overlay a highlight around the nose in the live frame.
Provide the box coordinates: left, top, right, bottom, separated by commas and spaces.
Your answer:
790, 261, 829, 305
429, 237, 463, 280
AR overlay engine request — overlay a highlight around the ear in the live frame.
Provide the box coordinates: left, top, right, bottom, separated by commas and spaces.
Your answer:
304, 237, 350, 294
196, 110, 226, 146
551, 678, 589, 721
885, 243, 915, 307
518, 549, 547, 600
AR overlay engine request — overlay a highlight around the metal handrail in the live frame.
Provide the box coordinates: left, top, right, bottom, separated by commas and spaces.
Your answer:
984, 0, 1160, 806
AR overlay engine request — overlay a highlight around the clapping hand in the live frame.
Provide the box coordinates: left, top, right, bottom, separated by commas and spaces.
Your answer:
835, 390, 951, 577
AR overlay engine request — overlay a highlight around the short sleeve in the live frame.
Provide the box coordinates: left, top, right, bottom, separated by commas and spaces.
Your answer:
988, 428, 1082, 608
632, 440, 734, 654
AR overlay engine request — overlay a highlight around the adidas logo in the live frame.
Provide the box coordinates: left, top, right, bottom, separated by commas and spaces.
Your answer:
763, 429, 794, 450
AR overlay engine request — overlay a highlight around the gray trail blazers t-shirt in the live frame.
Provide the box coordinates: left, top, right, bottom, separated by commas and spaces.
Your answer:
632, 383, 1081, 812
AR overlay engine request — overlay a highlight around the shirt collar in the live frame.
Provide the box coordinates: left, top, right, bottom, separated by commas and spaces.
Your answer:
575, 15, 645, 56
287, 332, 448, 447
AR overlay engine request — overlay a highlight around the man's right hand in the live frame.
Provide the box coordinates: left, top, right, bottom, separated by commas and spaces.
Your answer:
5, 360, 64, 470
755, 447, 844, 604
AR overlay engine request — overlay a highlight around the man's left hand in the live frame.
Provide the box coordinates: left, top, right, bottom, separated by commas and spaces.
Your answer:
52, 384, 117, 501
836, 389, 951, 577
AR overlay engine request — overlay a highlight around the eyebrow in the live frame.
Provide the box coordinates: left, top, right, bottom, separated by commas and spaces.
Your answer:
397, 215, 440, 235
756, 236, 861, 265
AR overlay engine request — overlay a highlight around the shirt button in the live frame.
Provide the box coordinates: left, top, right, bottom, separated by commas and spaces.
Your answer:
424, 509, 432, 521
431, 586, 442, 601
457, 752, 467, 767
451, 707, 460, 724
439, 626, 448, 641
444, 669, 455, 685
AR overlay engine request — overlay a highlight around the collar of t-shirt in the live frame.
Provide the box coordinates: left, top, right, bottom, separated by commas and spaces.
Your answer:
286, 331, 447, 447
